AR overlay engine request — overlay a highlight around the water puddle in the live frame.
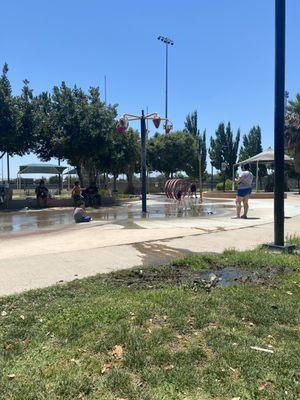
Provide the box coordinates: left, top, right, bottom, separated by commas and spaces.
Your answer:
0, 196, 234, 236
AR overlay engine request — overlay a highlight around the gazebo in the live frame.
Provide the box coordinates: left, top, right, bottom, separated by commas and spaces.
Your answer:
17, 163, 67, 189
232, 147, 294, 192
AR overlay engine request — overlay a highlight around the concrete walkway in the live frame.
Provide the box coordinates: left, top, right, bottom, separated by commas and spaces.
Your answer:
0, 195, 299, 296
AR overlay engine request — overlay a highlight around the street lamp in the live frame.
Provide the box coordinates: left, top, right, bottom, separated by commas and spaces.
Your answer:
157, 36, 174, 124
117, 111, 172, 213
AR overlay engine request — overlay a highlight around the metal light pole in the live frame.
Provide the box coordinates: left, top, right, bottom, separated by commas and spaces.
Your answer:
141, 111, 147, 213
158, 36, 174, 122
198, 135, 203, 202
274, 0, 286, 247
211, 162, 214, 191
58, 158, 62, 195
117, 112, 172, 214
6, 153, 10, 185
265, 0, 294, 252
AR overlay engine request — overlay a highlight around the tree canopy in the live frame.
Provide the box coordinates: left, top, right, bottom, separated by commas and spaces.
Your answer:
0, 64, 34, 159
34, 82, 118, 185
183, 111, 207, 179
148, 131, 196, 179
209, 122, 240, 178
285, 93, 300, 172
239, 125, 267, 177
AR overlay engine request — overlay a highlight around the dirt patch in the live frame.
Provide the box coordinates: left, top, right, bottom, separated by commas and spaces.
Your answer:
106, 262, 289, 290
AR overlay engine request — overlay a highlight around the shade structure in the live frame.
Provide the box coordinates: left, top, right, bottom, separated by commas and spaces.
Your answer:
232, 147, 294, 192
18, 163, 67, 175
237, 147, 293, 165
64, 167, 77, 175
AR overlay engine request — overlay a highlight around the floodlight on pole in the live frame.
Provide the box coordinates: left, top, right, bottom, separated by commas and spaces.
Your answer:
157, 35, 174, 132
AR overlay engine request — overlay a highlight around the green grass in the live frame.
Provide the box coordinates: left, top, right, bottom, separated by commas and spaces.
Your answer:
0, 245, 299, 400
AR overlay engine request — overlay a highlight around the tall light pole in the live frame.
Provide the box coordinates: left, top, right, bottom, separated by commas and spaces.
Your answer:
157, 36, 174, 122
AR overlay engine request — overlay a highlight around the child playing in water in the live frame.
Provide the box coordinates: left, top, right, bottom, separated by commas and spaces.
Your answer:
73, 201, 92, 223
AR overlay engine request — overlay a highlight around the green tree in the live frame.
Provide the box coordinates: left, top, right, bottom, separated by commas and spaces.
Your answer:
34, 83, 117, 186
209, 122, 240, 178
148, 131, 195, 179
285, 93, 300, 172
0, 64, 34, 160
184, 110, 207, 179
239, 125, 267, 178
104, 128, 140, 194
185, 130, 207, 180
184, 110, 198, 137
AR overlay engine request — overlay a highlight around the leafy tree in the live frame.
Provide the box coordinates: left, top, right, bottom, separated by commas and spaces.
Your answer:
185, 130, 207, 180
209, 122, 240, 178
239, 125, 267, 178
148, 131, 195, 179
285, 93, 300, 172
184, 110, 207, 179
0, 64, 34, 160
184, 110, 198, 137
34, 83, 117, 186
103, 128, 140, 193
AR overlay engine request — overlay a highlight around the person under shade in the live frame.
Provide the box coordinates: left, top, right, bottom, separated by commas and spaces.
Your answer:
71, 181, 83, 206
73, 201, 92, 223
35, 180, 49, 208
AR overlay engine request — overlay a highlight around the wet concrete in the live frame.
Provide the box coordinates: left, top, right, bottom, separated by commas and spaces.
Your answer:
134, 242, 192, 265
0, 196, 234, 236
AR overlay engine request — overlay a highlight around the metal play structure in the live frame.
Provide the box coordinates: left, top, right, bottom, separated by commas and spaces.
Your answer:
164, 179, 190, 200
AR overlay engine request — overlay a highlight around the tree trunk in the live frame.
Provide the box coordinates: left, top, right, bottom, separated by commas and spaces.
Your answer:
126, 172, 134, 194
295, 141, 300, 173
76, 164, 85, 188
83, 160, 97, 185
113, 173, 118, 192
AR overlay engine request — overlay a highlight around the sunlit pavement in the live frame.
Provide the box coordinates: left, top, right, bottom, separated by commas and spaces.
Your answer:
0, 194, 299, 296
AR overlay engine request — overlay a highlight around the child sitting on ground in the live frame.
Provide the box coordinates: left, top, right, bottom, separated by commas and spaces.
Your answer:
73, 201, 92, 223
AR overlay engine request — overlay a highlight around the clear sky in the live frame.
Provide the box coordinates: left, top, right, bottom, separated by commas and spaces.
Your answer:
1, 0, 300, 178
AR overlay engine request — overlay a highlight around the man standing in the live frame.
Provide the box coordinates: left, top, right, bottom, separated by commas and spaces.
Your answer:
235, 164, 253, 219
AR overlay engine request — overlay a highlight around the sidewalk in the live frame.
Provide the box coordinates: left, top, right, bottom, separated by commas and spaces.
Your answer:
0, 197, 299, 296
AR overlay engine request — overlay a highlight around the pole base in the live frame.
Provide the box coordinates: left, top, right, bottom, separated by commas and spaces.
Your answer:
263, 243, 296, 254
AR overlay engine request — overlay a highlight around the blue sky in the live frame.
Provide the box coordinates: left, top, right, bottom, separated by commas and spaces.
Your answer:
1, 0, 300, 178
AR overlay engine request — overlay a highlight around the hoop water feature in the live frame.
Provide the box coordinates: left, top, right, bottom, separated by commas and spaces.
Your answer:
165, 179, 190, 200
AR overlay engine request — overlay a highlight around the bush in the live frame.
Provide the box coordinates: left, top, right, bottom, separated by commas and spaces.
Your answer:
216, 179, 236, 191
99, 189, 110, 197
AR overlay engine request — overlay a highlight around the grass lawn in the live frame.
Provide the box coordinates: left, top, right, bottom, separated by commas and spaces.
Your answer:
1, 239, 299, 400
